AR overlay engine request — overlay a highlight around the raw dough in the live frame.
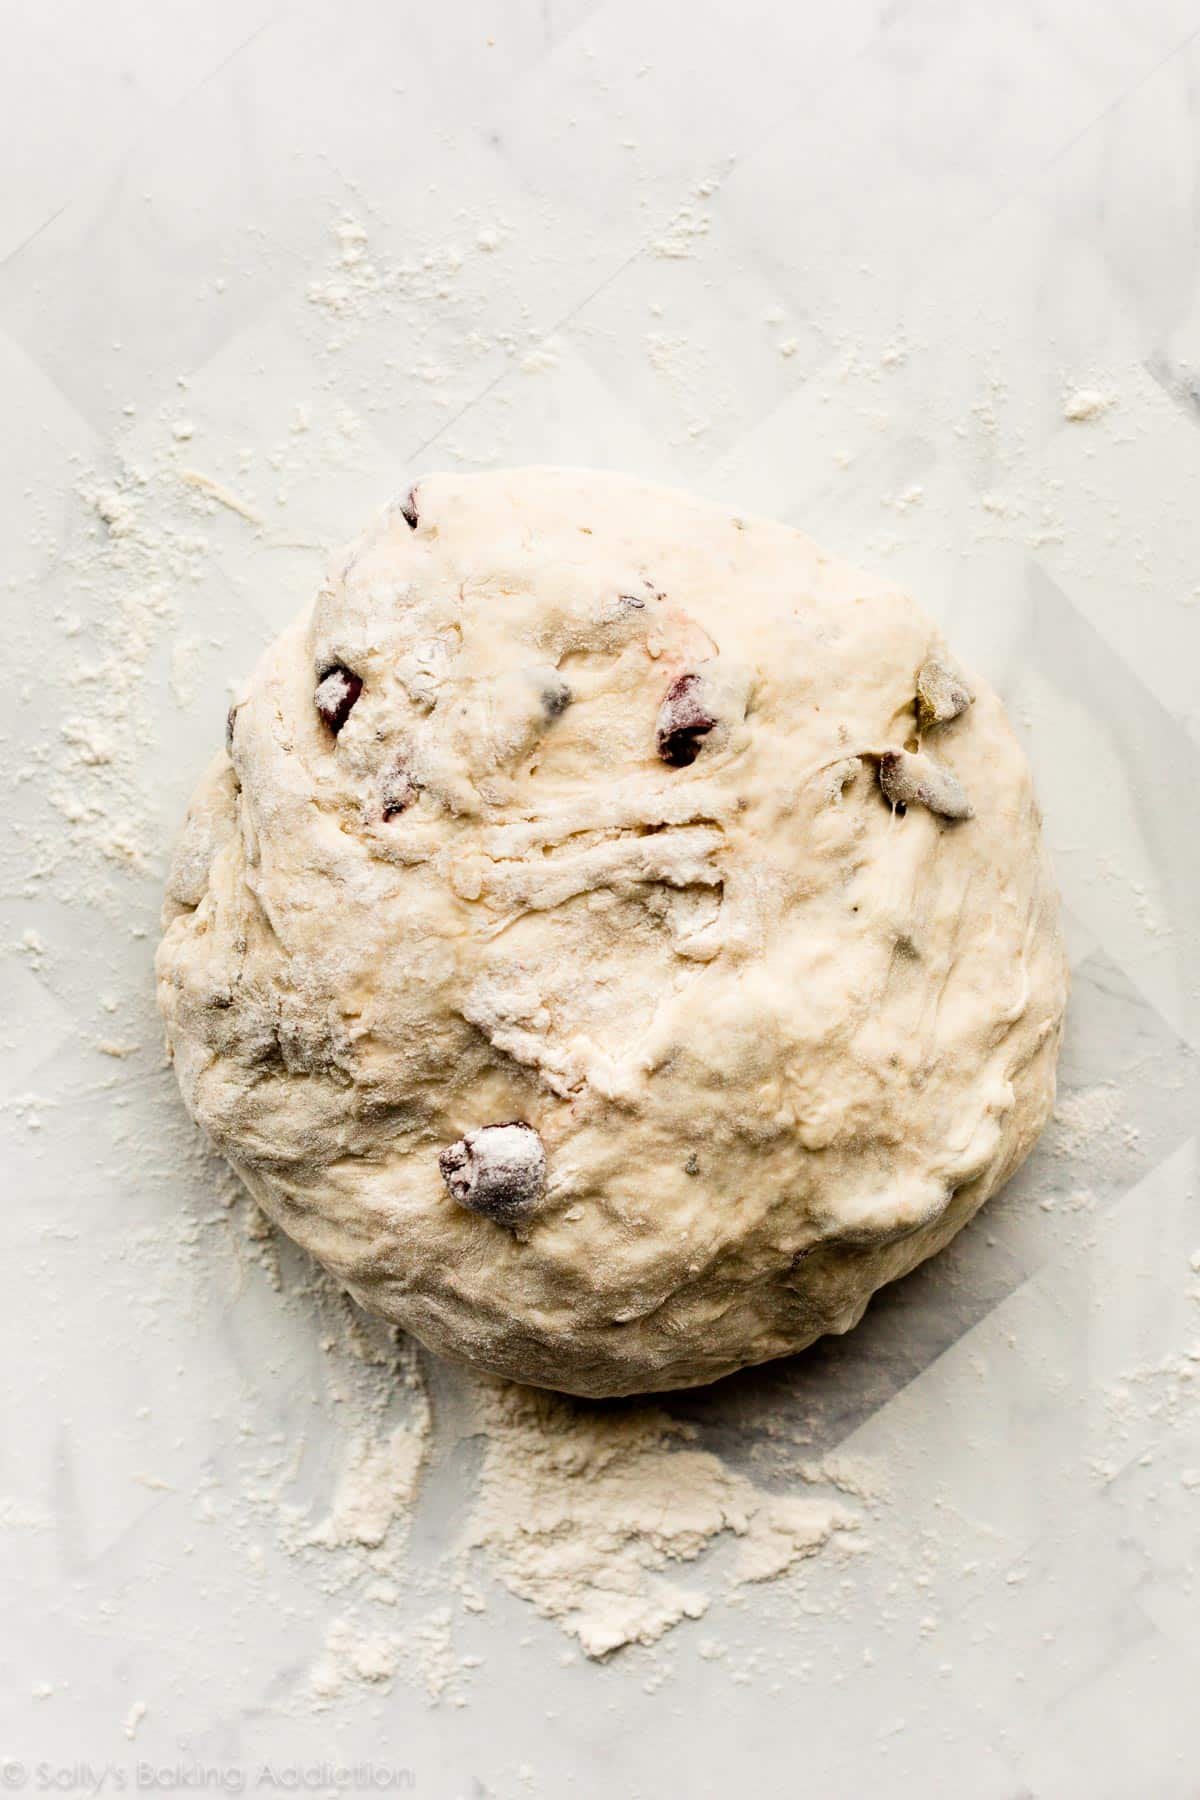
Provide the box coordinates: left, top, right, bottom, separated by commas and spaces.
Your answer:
156, 468, 1068, 1397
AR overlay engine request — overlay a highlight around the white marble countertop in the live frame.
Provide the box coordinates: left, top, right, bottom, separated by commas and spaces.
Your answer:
3, 2, 1199, 1795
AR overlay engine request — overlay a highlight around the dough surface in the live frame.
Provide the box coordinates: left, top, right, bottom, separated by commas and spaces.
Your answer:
156, 468, 1068, 1397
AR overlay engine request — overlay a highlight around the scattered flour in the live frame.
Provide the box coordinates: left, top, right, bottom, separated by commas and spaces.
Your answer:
520, 339, 561, 375
0, 1497, 52, 1533
168, 633, 205, 709
1097, 1337, 1200, 1486
122, 1699, 148, 1740
1051, 1083, 1123, 1156
652, 191, 715, 259
19, 928, 47, 970
306, 219, 387, 316
1038, 1186, 1097, 1215
179, 467, 264, 525
461, 1383, 857, 1659
404, 1605, 462, 1700
36, 469, 214, 889
252, 1279, 864, 1696
310, 1616, 400, 1699
305, 1418, 430, 1551
1063, 386, 1116, 422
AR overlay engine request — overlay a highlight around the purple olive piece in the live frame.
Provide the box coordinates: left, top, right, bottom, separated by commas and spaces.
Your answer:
315, 665, 363, 736
399, 485, 420, 530
539, 673, 572, 719
438, 1121, 547, 1220
381, 761, 419, 820
655, 672, 717, 768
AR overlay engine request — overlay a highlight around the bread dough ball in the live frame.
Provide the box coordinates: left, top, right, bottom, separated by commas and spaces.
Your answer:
156, 469, 1067, 1397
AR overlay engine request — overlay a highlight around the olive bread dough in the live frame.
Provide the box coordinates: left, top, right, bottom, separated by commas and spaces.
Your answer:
156, 468, 1068, 1397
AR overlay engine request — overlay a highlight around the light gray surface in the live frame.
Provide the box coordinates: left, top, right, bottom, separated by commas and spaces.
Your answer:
2, 3, 1199, 1795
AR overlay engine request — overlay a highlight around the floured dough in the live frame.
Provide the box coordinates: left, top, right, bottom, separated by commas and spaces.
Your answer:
156, 468, 1068, 1397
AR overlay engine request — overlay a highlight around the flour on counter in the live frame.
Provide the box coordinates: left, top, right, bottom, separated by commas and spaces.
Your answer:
305, 1419, 430, 1551
652, 181, 718, 258
310, 1616, 400, 1699
256, 1270, 864, 1690
27, 448, 233, 915
461, 1383, 858, 1660
1096, 1338, 1200, 1486
178, 468, 264, 525
122, 1699, 148, 1740
1063, 387, 1116, 422
1050, 1083, 1123, 1156
18, 928, 47, 969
